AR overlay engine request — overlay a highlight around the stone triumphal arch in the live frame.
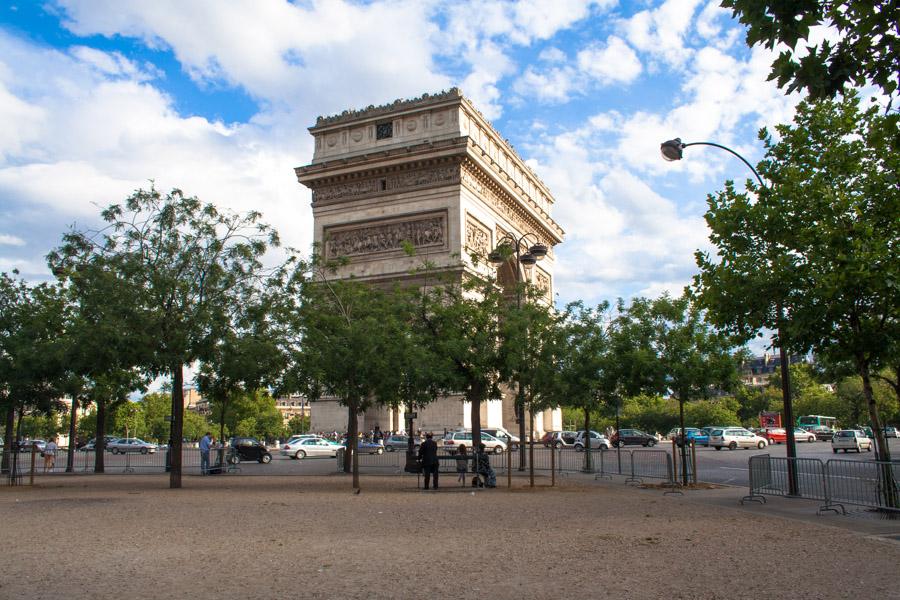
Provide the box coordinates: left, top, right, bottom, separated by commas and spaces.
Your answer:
295, 89, 564, 436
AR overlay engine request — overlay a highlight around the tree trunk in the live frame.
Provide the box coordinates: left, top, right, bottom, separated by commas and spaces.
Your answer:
469, 384, 483, 453
679, 399, 688, 486
66, 397, 78, 473
583, 408, 592, 472
95, 398, 106, 473
170, 363, 184, 489
1, 406, 14, 474
344, 400, 358, 478
218, 398, 227, 446
858, 357, 897, 508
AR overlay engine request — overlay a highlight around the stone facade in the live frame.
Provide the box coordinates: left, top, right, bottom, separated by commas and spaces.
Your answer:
296, 89, 564, 436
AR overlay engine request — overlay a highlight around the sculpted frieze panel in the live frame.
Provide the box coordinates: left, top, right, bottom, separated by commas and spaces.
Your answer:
464, 215, 491, 258
314, 164, 460, 203
325, 214, 446, 259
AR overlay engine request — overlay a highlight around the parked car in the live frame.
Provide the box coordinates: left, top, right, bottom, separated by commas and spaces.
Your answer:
227, 437, 272, 464
440, 430, 506, 454
764, 428, 816, 444
831, 430, 873, 453
107, 438, 158, 454
77, 436, 120, 451
543, 431, 578, 449
709, 428, 768, 450
802, 425, 837, 441
16, 439, 47, 453
671, 428, 709, 447
383, 435, 421, 452
610, 429, 657, 447
281, 436, 342, 459
573, 430, 611, 451
883, 427, 899, 439
354, 440, 385, 455
482, 427, 521, 449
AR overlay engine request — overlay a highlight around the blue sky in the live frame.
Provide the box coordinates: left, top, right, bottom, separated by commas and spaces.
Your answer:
0, 0, 806, 319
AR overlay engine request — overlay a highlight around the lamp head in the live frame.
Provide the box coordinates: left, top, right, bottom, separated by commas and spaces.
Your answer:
487, 249, 505, 265
660, 138, 684, 161
519, 253, 538, 266
528, 243, 548, 259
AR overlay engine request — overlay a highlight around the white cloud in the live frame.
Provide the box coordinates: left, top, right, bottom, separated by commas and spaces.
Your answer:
576, 36, 642, 85
0, 32, 315, 279
513, 65, 579, 103
0, 234, 25, 246
620, 0, 705, 69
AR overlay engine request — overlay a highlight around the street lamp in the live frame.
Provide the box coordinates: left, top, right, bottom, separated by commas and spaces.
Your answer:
489, 231, 547, 476
660, 137, 799, 495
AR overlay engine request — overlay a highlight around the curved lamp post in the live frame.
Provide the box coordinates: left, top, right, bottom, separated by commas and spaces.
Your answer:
660, 137, 798, 495
489, 232, 547, 479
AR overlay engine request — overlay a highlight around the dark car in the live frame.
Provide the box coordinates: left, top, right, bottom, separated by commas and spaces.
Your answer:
227, 437, 272, 464
610, 429, 657, 447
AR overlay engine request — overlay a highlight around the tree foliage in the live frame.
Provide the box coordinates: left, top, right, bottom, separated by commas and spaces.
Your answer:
722, 0, 900, 103
48, 185, 277, 488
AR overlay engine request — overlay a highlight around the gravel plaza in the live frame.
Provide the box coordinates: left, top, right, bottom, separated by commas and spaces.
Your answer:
2, 473, 899, 600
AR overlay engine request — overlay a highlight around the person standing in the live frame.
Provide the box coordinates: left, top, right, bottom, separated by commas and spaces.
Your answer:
199, 432, 212, 475
43, 437, 58, 473
455, 444, 468, 486
418, 432, 439, 490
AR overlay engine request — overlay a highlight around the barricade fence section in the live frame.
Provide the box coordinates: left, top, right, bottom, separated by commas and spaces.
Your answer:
823, 459, 900, 513
743, 455, 900, 514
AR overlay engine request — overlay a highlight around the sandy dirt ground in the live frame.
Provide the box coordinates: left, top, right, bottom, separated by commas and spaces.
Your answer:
1, 474, 899, 600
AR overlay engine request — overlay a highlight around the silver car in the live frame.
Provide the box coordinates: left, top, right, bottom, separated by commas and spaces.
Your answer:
107, 438, 158, 454
281, 437, 343, 459
440, 430, 507, 454
710, 428, 768, 450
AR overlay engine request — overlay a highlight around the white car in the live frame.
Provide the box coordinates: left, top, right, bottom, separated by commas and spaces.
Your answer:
481, 427, 520, 449
709, 428, 768, 450
440, 430, 507, 454
281, 436, 343, 459
573, 430, 611, 451
831, 430, 873, 453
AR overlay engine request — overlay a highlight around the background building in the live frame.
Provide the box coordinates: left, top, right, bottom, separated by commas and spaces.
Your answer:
295, 89, 563, 435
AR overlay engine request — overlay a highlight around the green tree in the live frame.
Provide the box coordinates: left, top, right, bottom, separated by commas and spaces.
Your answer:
627, 294, 741, 484
0, 273, 69, 476
49, 186, 277, 488
285, 259, 410, 487
287, 414, 310, 435
722, 0, 900, 102
696, 95, 900, 504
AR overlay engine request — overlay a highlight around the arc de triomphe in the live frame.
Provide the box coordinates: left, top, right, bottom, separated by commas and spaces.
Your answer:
295, 88, 564, 436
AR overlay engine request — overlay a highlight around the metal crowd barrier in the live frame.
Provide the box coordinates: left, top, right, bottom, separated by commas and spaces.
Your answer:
742, 454, 900, 514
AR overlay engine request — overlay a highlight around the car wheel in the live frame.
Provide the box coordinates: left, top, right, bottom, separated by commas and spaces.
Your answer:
260, 453, 272, 464
616, 441, 625, 448
757, 441, 766, 449
294, 450, 306, 460
646, 439, 656, 447
714, 446, 721, 451
808, 437, 815, 443
141, 447, 148, 455
867, 444, 872, 452
574, 444, 584, 452
493, 445, 503, 455
554, 441, 562, 449
228, 455, 239, 465
728, 442, 738, 450
832, 449, 838, 454
386, 446, 394, 452
376, 447, 384, 455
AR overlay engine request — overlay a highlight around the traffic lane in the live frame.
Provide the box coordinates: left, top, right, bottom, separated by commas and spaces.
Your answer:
684, 438, 900, 486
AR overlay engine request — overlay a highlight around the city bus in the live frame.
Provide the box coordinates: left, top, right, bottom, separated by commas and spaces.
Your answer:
797, 415, 837, 439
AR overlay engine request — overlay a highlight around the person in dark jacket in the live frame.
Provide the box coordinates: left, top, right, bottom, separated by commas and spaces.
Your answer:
418, 432, 439, 490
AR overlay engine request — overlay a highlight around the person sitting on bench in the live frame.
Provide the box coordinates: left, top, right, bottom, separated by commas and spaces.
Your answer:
473, 443, 496, 488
